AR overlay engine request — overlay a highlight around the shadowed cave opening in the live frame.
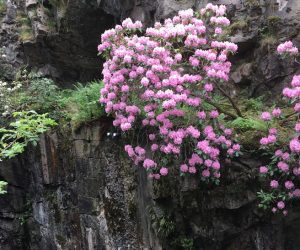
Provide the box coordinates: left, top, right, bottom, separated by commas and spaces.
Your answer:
22, 5, 116, 86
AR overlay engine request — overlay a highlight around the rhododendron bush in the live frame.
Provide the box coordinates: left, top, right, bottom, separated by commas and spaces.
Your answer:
258, 41, 300, 215
98, 4, 241, 182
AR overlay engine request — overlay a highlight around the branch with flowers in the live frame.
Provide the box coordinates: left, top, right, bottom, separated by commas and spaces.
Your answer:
98, 4, 242, 184
97, 2, 300, 216
258, 41, 300, 215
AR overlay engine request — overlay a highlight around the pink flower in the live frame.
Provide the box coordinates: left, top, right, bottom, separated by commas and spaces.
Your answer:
232, 144, 240, 151
151, 144, 158, 151
227, 148, 234, 156
260, 112, 271, 121
277, 161, 289, 172
121, 85, 130, 92
204, 83, 214, 92
160, 167, 168, 176
209, 110, 219, 119
277, 41, 298, 55
295, 123, 300, 132
281, 152, 290, 160
162, 99, 177, 109
277, 201, 285, 210
121, 122, 132, 131
186, 126, 200, 138
284, 181, 294, 190
204, 159, 213, 167
125, 145, 135, 157
153, 174, 161, 180
180, 164, 188, 173
189, 166, 197, 174
212, 161, 220, 170
143, 159, 156, 169
272, 108, 281, 118
214, 172, 221, 178
175, 53, 182, 61
189, 154, 203, 166
123, 55, 132, 63
141, 77, 150, 87
149, 134, 156, 140
135, 146, 145, 155
269, 128, 277, 135
270, 180, 279, 188
197, 111, 206, 120
215, 27, 222, 34
259, 166, 268, 174
290, 138, 300, 153
267, 135, 277, 143
294, 103, 300, 112
224, 128, 232, 135
275, 149, 283, 157
293, 168, 300, 176
202, 169, 210, 177
260, 137, 269, 145
272, 207, 277, 213
292, 189, 300, 197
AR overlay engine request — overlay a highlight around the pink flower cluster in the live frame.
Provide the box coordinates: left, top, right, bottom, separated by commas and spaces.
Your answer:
282, 75, 300, 99
259, 128, 277, 146
99, 4, 240, 181
260, 108, 282, 121
277, 41, 299, 55
259, 41, 300, 215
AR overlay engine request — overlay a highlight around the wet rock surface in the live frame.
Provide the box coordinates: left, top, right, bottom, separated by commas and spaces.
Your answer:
0, 119, 159, 249
1, 121, 300, 249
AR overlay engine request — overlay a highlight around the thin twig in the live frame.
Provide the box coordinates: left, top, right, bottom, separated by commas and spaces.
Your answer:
204, 98, 238, 119
215, 84, 243, 117
285, 111, 298, 119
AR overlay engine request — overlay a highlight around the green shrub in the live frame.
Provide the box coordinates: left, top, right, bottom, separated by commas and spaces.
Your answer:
16, 12, 34, 42
17, 77, 60, 113
59, 81, 105, 129
228, 117, 267, 132
229, 20, 248, 33
171, 237, 194, 250
243, 97, 265, 112
12, 74, 105, 127
0, 111, 56, 195
0, 111, 57, 159
0, 181, 7, 194
0, 0, 6, 15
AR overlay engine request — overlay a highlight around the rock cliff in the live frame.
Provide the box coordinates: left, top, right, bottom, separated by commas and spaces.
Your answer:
1, 0, 300, 249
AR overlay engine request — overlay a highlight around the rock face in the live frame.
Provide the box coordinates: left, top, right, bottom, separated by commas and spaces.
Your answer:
1, 0, 300, 249
0, 119, 161, 249
1, 121, 300, 249
1, 0, 116, 83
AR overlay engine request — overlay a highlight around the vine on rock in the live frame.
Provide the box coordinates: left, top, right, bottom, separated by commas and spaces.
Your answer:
98, 4, 241, 182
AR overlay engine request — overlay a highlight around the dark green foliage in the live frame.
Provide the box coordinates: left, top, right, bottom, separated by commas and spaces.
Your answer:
11, 74, 106, 128
228, 117, 267, 132
59, 81, 105, 128
171, 237, 194, 250
147, 206, 176, 239
0, 111, 57, 194
18, 77, 60, 113
0, 181, 7, 194
0, 111, 57, 159
0, 0, 6, 14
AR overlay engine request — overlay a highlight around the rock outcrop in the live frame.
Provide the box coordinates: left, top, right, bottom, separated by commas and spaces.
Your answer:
1, 0, 300, 249
1, 120, 300, 249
